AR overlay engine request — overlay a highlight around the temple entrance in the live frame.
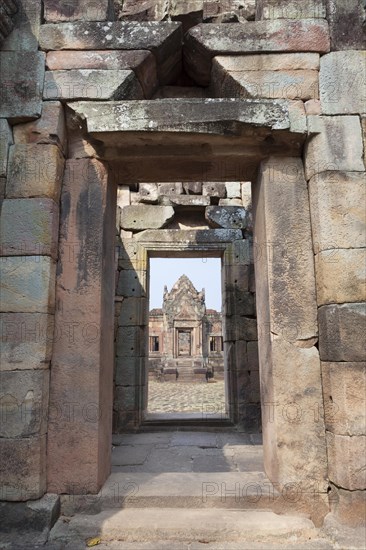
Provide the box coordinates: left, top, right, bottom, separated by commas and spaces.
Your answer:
177, 330, 192, 356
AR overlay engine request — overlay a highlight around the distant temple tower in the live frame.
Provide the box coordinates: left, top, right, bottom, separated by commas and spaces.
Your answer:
149, 275, 224, 381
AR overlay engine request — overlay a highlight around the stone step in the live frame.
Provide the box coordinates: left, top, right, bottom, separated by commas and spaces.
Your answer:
60, 472, 278, 516
50, 508, 317, 545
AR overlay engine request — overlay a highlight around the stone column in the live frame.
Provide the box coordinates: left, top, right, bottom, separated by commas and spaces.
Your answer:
47, 159, 116, 494
253, 157, 328, 497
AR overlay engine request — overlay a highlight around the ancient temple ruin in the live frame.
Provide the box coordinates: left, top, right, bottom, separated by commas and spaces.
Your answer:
147, 275, 224, 381
0, 0, 365, 545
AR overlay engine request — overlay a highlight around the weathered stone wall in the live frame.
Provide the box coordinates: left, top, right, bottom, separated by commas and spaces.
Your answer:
0, 0, 364, 529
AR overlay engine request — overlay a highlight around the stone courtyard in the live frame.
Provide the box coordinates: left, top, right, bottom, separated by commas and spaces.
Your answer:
147, 380, 226, 414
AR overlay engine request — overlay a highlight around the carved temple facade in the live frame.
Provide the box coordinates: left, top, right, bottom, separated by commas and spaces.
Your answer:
148, 275, 224, 378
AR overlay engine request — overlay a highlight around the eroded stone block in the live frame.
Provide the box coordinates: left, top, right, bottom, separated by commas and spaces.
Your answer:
13, 102, 66, 153
46, 50, 158, 99
117, 297, 147, 326
136, 183, 158, 204
0, 370, 49, 438
213, 53, 320, 72
43, 0, 114, 22
1, 0, 42, 51
319, 303, 366, 362
0, 120, 13, 178
320, 51, 366, 115
0, 313, 53, 371
0, 52, 45, 122
6, 144, 64, 201
157, 182, 183, 195
0, 198, 59, 259
305, 116, 365, 180
256, 0, 326, 19
120, 205, 175, 231
212, 65, 319, 101
115, 357, 145, 386
329, 484, 366, 528
315, 249, 366, 305
309, 171, 366, 253
185, 21, 330, 85
205, 206, 248, 229
0, 435, 46, 501
322, 362, 366, 436
39, 22, 183, 85
116, 327, 146, 357
202, 182, 226, 198
326, 0, 366, 51
0, 257, 56, 314
44, 70, 143, 101
327, 432, 366, 490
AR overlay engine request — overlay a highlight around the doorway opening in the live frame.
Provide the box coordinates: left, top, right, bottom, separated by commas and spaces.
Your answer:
146, 257, 226, 420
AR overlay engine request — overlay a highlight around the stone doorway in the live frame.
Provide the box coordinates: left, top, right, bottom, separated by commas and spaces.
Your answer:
47, 100, 328, 521
177, 330, 192, 356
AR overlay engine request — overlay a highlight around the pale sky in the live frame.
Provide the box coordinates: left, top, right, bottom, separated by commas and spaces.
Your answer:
149, 258, 222, 311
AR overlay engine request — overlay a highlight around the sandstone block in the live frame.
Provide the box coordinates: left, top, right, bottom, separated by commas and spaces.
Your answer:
136, 183, 158, 203
247, 341, 259, 370
305, 99, 321, 115
117, 297, 147, 326
256, 0, 326, 19
0, 257, 56, 314
320, 51, 366, 115
183, 182, 202, 195
205, 206, 248, 229
241, 181, 252, 209
117, 269, 146, 298
116, 326, 146, 357
114, 385, 140, 412
117, 185, 130, 209
0, 370, 49, 438
0, 119, 13, 178
225, 316, 258, 341
185, 21, 330, 85
254, 158, 318, 341
218, 198, 242, 206
329, 484, 366, 528
202, 182, 226, 198
47, 158, 115, 494
115, 357, 145, 386
134, 228, 243, 244
225, 289, 255, 317
39, 22, 183, 85
13, 102, 66, 153
305, 116, 365, 181
315, 249, 366, 305
0, 312, 54, 371
157, 182, 183, 195
0, 52, 45, 122
224, 240, 251, 266
225, 182, 241, 198
0, 435, 46, 501
309, 171, 366, 253
44, 69, 143, 101
46, 50, 158, 99
43, 0, 114, 22
0, 198, 59, 259
326, 0, 366, 51
319, 303, 366, 362
212, 65, 319, 101
322, 362, 366, 436
120, 205, 175, 231
6, 144, 65, 201
327, 432, 366, 490
160, 195, 210, 207
223, 264, 250, 292
1, 0, 41, 51
213, 53, 320, 72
